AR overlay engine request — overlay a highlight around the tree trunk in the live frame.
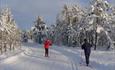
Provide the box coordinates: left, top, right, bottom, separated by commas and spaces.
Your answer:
4, 43, 7, 52
10, 43, 12, 50
0, 46, 2, 54
104, 30, 114, 50
94, 31, 97, 50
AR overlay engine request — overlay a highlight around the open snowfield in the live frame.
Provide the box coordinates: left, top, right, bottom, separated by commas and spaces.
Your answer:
0, 42, 115, 70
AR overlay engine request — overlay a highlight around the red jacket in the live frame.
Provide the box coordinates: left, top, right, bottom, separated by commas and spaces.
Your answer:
44, 39, 52, 49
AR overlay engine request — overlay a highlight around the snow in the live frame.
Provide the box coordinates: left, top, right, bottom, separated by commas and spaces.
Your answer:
0, 43, 73, 70
58, 46, 115, 70
0, 42, 115, 70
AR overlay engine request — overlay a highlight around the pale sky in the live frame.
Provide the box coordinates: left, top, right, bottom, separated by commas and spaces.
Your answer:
0, 0, 115, 30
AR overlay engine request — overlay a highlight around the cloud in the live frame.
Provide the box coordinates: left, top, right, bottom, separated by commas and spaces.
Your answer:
1, 0, 114, 30
1, 0, 81, 30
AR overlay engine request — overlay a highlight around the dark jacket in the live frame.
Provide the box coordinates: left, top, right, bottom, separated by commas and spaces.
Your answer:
82, 42, 92, 54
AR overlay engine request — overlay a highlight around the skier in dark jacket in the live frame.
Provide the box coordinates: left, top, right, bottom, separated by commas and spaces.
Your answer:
81, 39, 92, 66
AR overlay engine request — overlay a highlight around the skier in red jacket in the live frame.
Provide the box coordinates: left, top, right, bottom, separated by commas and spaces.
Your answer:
44, 39, 52, 57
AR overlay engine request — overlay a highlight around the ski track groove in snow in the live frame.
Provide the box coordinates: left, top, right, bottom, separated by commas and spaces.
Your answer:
0, 43, 115, 70
52, 46, 98, 70
23, 49, 70, 64
0, 43, 73, 70
23, 44, 77, 70
52, 46, 78, 70
24, 47, 75, 70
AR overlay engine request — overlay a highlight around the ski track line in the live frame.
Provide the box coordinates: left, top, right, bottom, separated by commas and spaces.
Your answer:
24, 47, 76, 70
52, 49, 78, 70
52, 47, 78, 70
0, 44, 78, 70
23, 48, 69, 64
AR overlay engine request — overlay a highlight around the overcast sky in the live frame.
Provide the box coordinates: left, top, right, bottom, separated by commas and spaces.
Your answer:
0, 0, 115, 30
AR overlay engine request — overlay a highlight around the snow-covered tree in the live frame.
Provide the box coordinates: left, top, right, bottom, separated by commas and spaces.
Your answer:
55, 5, 84, 46
81, 0, 115, 50
46, 25, 55, 43
0, 8, 21, 54
30, 16, 47, 44
21, 31, 28, 42
54, 0, 115, 49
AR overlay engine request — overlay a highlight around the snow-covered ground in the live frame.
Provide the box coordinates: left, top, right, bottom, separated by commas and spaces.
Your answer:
56, 46, 115, 70
0, 43, 73, 70
0, 42, 115, 70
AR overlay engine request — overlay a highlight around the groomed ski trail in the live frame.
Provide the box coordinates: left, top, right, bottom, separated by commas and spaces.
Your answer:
0, 43, 76, 70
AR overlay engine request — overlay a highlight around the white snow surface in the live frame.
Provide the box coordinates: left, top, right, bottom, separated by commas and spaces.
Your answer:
0, 42, 115, 70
